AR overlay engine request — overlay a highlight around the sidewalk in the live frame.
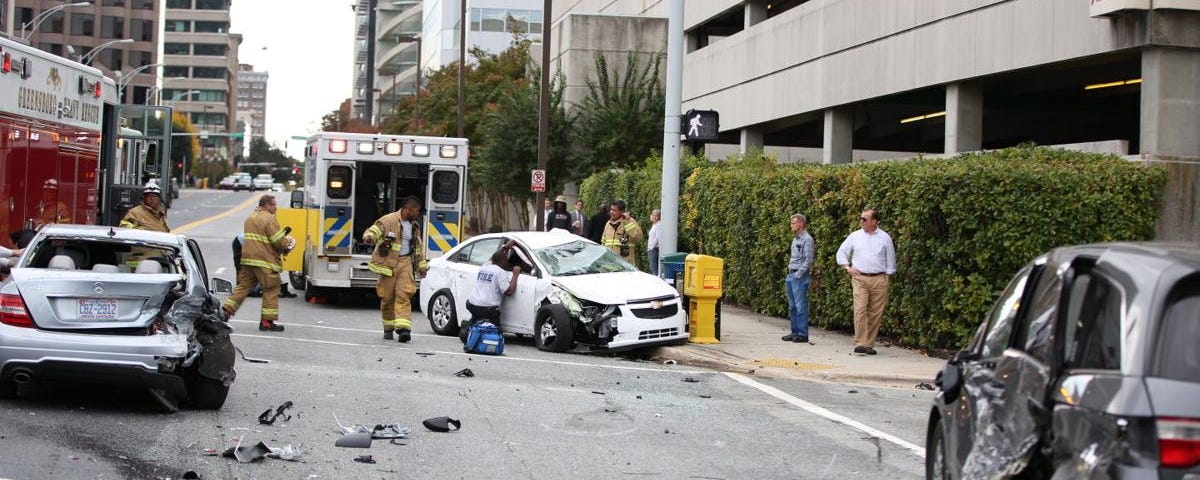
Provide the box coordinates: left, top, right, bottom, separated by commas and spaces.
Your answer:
651, 304, 945, 387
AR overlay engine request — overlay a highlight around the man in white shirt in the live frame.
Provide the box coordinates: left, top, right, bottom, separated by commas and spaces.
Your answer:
465, 239, 522, 330
646, 209, 661, 275
835, 209, 896, 355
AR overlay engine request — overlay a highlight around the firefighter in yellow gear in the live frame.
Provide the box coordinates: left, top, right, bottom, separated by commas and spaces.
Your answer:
119, 181, 170, 232
363, 196, 427, 343
223, 195, 293, 332
600, 199, 643, 265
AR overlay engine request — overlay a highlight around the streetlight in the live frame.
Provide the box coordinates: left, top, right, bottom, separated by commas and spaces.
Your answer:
21, 2, 91, 41
79, 38, 134, 66
145, 78, 189, 105
116, 63, 164, 102
395, 34, 422, 130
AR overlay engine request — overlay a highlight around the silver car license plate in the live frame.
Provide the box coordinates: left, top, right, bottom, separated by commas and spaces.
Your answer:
78, 299, 119, 320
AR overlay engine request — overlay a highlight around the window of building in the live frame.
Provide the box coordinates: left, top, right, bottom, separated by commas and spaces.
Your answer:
192, 67, 226, 79
101, 16, 124, 38
71, 13, 95, 36
165, 20, 189, 32
164, 43, 189, 55
132, 50, 152, 68
195, 0, 230, 10
164, 66, 190, 78
162, 89, 194, 101
130, 86, 150, 104
193, 21, 228, 33
38, 43, 64, 56
17, 8, 34, 28
506, 10, 530, 34
132, 0, 155, 10
98, 49, 124, 71
103, 0, 126, 6
529, 10, 543, 33
0, 2, 7, 34
166, 0, 191, 8
195, 90, 226, 102
469, 8, 481, 31
39, 14, 64, 34
193, 43, 227, 56
480, 8, 506, 32
131, 19, 154, 41
189, 112, 226, 126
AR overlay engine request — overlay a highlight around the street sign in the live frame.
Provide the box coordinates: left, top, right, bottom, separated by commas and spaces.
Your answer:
531, 169, 546, 192
681, 109, 720, 141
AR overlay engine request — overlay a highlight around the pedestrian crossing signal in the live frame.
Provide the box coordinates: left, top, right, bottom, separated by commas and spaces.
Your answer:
682, 109, 719, 141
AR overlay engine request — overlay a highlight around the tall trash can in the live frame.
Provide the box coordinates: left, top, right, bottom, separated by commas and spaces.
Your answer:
660, 252, 688, 287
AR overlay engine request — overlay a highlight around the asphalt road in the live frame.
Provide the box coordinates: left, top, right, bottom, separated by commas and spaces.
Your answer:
0, 190, 934, 479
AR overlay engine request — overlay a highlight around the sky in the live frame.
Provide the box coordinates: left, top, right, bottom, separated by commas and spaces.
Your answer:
229, 0, 355, 157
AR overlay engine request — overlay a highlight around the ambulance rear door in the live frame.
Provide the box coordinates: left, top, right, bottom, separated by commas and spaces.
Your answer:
424, 165, 463, 260
320, 162, 355, 256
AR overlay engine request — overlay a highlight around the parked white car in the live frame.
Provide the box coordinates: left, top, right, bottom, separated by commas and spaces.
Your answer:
419, 230, 688, 352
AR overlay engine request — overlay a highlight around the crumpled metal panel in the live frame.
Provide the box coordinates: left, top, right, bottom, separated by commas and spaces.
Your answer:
961, 350, 1050, 480
167, 293, 236, 385
1049, 407, 1121, 480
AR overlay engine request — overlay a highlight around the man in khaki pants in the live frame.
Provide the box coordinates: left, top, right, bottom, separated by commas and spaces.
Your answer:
835, 209, 896, 355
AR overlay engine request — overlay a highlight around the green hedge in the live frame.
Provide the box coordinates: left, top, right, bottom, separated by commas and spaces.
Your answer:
581, 146, 1165, 349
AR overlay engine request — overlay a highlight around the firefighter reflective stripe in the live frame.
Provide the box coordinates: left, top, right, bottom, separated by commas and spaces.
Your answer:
364, 224, 382, 243
426, 220, 459, 253
395, 317, 412, 330
244, 233, 272, 244
602, 239, 621, 247
223, 298, 241, 310
368, 262, 393, 276
242, 258, 282, 272
261, 308, 279, 319
269, 228, 287, 243
119, 220, 136, 228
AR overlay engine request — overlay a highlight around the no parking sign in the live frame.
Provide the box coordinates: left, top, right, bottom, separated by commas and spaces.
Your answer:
531, 169, 546, 192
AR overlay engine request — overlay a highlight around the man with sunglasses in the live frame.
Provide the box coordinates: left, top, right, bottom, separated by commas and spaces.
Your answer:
835, 209, 896, 355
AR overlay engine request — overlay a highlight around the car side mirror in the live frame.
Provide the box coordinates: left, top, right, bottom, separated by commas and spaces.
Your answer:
210, 277, 233, 294
939, 362, 963, 399
290, 190, 304, 209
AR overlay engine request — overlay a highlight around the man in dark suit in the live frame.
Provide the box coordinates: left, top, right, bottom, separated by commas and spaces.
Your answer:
587, 202, 610, 243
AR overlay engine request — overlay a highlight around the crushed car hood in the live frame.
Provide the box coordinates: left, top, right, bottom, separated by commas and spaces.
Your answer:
553, 272, 678, 304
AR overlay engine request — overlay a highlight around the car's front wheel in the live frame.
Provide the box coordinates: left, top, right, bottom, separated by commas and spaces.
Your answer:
926, 414, 950, 480
427, 291, 459, 336
184, 367, 229, 410
534, 304, 575, 352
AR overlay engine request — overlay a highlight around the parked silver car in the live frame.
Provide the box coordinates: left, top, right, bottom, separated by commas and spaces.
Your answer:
0, 225, 236, 411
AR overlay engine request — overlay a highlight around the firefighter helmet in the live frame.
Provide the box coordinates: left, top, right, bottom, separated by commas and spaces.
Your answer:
142, 181, 162, 196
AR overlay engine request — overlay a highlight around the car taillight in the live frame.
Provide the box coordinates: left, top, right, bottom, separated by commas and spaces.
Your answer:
1159, 417, 1200, 468
0, 293, 33, 328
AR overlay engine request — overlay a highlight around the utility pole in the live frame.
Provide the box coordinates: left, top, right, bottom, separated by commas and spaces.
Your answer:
534, 0, 552, 231
457, 0, 466, 138
659, 0, 683, 255
365, 0, 378, 123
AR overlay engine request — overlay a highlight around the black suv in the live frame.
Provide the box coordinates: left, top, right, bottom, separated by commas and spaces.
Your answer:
925, 243, 1200, 479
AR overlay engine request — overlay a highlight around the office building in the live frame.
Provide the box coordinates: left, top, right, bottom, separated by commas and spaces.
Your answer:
161, 0, 241, 164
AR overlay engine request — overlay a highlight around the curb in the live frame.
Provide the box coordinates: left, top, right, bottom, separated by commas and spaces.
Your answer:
650, 345, 938, 386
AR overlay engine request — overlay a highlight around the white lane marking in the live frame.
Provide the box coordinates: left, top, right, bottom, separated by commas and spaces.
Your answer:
229, 319, 435, 336
724, 372, 926, 458
230, 329, 705, 374
214, 267, 226, 275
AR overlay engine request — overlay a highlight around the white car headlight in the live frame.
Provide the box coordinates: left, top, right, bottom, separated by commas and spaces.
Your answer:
548, 286, 582, 317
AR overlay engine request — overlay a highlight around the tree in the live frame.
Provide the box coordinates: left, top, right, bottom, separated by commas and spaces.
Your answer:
247, 138, 299, 182
320, 99, 376, 133
573, 52, 665, 173
172, 112, 200, 184
476, 68, 574, 198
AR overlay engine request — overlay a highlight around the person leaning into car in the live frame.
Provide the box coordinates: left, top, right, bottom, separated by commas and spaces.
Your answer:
363, 196, 427, 343
465, 239, 521, 330
835, 208, 896, 355
223, 195, 295, 332
119, 181, 170, 232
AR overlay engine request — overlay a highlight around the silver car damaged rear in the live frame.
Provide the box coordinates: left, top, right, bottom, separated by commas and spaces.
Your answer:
0, 225, 235, 410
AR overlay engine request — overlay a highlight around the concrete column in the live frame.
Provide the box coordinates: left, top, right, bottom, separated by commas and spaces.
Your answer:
1142, 47, 1200, 241
823, 107, 853, 165
745, 0, 768, 28
739, 127, 763, 154
945, 82, 983, 154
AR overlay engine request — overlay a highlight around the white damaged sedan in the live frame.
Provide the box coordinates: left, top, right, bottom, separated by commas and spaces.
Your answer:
420, 230, 689, 352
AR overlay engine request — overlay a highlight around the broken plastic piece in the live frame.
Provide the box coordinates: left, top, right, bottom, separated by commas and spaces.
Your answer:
258, 401, 294, 425
335, 432, 373, 448
422, 416, 462, 432
223, 441, 271, 463
682, 377, 699, 383
354, 455, 376, 464
915, 382, 935, 391
370, 424, 411, 439
454, 368, 475, 378
235, 346, 270, 364
267, 444, 303, 461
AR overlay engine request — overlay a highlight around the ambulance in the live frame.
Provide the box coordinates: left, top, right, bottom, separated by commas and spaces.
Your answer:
280, 132, 468, 301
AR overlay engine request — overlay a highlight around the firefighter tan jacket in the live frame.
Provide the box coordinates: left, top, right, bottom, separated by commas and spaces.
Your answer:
241, 208, 290, 272
364, 211, 424, 277
601, 216, 644, 264
119, 203, 169, 232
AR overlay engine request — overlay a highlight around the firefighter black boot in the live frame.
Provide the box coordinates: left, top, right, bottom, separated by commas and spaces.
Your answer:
396, 329, 411, 343
383, 330, 394, 340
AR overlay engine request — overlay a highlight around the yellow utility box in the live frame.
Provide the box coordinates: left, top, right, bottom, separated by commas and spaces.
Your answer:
684, 254, 723, 344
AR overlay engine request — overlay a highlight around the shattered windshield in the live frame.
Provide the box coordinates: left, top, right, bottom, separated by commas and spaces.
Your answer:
534, 240, 637, 276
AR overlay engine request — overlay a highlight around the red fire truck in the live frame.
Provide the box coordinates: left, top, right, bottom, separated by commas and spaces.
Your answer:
1, 36, 174, 249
